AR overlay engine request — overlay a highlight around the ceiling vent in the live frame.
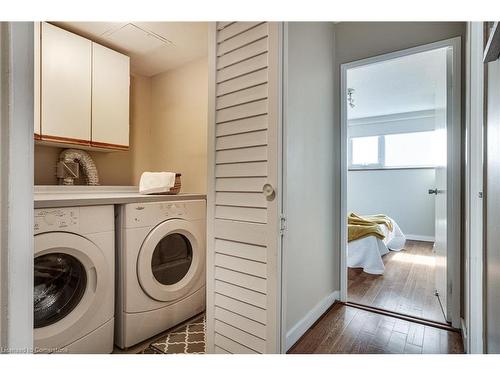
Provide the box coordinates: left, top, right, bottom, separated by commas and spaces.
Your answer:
102, 23, 173, 55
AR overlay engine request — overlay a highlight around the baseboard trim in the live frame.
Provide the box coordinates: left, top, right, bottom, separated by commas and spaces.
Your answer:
285, 290, 339, 352
405, 234, 435, 242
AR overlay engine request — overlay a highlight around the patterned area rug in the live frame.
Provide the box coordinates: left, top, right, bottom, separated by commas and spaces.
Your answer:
141, 314, 206, 354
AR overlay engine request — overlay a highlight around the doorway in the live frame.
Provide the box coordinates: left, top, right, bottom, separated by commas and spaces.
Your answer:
339, 38, 462, 328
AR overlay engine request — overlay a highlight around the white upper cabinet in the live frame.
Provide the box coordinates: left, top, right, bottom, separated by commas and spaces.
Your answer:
36, 22, 130, 151
91, 43, 130, 150
41, 22, 92, 145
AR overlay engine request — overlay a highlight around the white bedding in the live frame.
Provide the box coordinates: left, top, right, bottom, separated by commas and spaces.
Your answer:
347, 217, 406, 275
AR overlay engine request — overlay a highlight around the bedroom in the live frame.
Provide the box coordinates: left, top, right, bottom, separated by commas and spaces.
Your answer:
343, 43, 456, 325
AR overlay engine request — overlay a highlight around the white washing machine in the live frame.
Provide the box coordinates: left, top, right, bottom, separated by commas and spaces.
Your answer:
115, 199, 206, 349
34, 205, 115, 353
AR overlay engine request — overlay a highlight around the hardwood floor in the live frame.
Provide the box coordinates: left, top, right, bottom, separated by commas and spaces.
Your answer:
288, 240, 464, 354
288, 303, 463, 354
348, 240, 446, 323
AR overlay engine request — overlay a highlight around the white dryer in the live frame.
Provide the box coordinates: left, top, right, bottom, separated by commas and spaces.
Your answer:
34, 205, 115, 353
115, 199, 206, 349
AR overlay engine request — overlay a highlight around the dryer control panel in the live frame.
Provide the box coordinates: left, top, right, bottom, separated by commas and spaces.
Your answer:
160, 202, 187, 217
122, 200, 206, 228
34, 208, 79, 234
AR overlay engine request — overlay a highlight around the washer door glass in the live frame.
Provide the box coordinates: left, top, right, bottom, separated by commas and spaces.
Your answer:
151, 233, 193, 285
34, 253, 87, 329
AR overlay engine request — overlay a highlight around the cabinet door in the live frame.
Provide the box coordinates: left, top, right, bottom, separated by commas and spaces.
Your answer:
91, 43, 130, 150
41, 22, 92, 145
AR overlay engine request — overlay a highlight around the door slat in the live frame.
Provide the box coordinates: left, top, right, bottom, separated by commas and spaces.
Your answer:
216, 69, 268, 97
215, 266, 267, 293
217, 38, 268, 70
217, 53, 268, 83
215, 293, 267, 324
215, 205, 267, 223
215, 279, 267, 308
217, 22, 235, 30
215, 320, 266, 353
216, 115, 268, 137
215, 238, 267, 262
214, 219, 268, 246
214, 333, 257, 354
216, 83, 268, 110
215, 162, 267, 178
217, 22, 263, 43
217, 23, 268, 56
214, 345, 232, 354
215, 253, 267, 278
215, 177, 267, 193
216, 99, 268, 124
215, 192, 267, 208
216, 130, 268, 150
216, 145, 267, 164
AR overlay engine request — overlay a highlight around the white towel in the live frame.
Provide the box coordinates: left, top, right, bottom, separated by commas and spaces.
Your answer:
139, 172, 176, 195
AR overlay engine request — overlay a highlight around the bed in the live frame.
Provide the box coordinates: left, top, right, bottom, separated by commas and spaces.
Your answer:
347, 216, 406, 275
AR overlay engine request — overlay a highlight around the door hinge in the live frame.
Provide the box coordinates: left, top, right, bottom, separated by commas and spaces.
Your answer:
280, 214, 287, 235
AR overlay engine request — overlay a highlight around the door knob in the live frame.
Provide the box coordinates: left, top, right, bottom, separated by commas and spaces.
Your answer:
262, 183, 276, 202
428, 188, 438, 195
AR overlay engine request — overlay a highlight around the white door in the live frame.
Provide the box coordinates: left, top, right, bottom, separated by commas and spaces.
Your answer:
91, 42, 130, 150
433, 47, 452, 322
434, 162, 448, 320
206, 22, 282, 354
41, 22, 92, 145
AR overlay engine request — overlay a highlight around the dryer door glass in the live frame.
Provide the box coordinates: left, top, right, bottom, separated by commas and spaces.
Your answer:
34, 253, 87, 328
151, 233, 193, 285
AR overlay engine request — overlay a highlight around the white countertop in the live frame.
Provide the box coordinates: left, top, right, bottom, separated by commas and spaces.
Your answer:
34, 185, 206, 208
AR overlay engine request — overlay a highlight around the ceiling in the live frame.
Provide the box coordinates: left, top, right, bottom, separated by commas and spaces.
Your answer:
346, 48, 448, 120
54, 22, 208, 77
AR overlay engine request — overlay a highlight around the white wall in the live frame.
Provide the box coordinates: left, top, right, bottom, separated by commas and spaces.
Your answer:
485, 38, 500, 354
284, 22, 337, 350
0, 22, 34, 352
348, 168, 436, 240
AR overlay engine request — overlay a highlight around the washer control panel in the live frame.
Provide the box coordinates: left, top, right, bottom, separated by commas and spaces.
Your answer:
34, 208, 79, 234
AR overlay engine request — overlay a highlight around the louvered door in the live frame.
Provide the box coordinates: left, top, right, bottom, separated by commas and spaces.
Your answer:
206, 22, 282, 354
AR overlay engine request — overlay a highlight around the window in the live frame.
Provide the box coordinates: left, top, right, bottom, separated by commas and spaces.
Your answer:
349, 130, 444, 169
351, 136, 380, 167
385, 131, 440, 167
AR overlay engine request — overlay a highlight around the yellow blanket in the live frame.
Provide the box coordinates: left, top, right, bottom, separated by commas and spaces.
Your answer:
348, 213, 393, 242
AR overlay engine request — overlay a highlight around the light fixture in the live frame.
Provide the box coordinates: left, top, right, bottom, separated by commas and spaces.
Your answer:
347, 88, 355, 108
